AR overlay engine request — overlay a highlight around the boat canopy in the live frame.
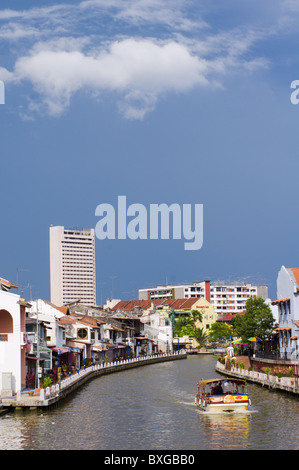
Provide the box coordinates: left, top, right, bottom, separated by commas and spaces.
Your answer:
197, 378, 246, 386
197, 378, 247, 396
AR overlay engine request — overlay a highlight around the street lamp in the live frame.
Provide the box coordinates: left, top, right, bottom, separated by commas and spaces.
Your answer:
58, 348, 61, 384
76, 347, 79, 374
116, 342, 118, 364
102, 343, 105, 367
58, 349, 61, 383
68, 347, 71, 377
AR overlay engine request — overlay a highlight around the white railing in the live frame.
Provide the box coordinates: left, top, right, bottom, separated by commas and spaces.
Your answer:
39, 351, 185, 400
216, 360, 298, 390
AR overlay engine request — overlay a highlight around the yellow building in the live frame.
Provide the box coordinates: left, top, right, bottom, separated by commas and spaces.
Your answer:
161, 298, 217, 349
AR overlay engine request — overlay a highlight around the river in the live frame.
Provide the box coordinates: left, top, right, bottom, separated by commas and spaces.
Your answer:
1, 354, 299, 450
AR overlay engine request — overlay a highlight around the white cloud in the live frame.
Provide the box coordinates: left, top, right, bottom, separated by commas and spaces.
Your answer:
0, 1, 276, 119
13, 38, 210, 118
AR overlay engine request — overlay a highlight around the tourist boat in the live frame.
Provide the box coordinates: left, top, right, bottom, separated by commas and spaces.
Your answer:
195, 378, 250, 412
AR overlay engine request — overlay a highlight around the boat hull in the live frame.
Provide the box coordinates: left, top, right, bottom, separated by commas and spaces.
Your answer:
195, 395, 249, 412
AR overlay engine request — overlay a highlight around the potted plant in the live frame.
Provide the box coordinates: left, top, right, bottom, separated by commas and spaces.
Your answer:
43, 377, 52, 389
105, 355, 109, 364
218, 356, 225, 365
288, 367, 294, 385
277, 372, 282, 382
239, 362, 245, 370
265, 367, 271, 378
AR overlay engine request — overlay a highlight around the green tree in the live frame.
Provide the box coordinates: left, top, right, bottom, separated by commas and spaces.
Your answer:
173, 314, 190, 336
209, 322, 232, 342
231, 296, 275, 341
194, 327, 208, 347
174, 310, 203, 337
189, 310, 203, 332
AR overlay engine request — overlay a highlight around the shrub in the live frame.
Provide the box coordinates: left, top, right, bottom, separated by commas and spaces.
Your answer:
239, 362, 245, 370
288, 367, 294, 377
43, 377, 52, 389
265, 367, 271, 376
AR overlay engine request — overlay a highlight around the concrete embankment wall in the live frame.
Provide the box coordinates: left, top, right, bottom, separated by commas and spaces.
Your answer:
3, 353, 187, 411
215, 361, 299, 397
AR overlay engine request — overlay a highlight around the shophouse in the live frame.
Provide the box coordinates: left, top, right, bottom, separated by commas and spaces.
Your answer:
0, 278, 30, 396
110, 297, 217, 351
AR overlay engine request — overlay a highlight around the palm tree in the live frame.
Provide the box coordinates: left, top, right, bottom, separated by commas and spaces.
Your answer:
189, 310, 203, 332
194, 327, 208, 348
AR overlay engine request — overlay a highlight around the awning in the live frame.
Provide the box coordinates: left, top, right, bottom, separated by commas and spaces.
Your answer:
275, 327, 291, 331
92, 345, 108, 352
66, 342, 84, 350
135, 336, 155, 341
291, 336, 298, 340
50, 347, 70, 354
26, 355, 44, 361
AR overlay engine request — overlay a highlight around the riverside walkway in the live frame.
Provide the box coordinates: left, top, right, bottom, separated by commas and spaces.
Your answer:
1, 352, 187, 412
215, 359, 299, 396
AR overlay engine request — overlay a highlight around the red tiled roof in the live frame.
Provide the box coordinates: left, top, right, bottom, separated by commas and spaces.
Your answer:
271, 298, 290, 304
0, 278, 18, 291
111, 300, 131, 311
58, 316, 77, 325
111, 297, 205, 312
291, 268, 299, 287
216, 312, 245, 322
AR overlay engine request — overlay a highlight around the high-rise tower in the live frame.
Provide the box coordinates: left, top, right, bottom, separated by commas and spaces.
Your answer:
49, 226, 96, 306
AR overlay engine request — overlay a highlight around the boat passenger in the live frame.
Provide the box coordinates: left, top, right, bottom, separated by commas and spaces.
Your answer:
213, 384, 223, 395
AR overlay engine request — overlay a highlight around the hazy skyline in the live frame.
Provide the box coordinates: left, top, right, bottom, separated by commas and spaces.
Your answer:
1, 0, 299, 302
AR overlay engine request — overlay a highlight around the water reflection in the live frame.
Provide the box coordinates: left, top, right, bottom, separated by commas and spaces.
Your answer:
1, 356, 299, 450
197, 411, 251, 449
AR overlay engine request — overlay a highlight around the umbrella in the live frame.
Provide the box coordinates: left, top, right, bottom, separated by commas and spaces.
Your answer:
232, 338, 242, 344
248, 337, 262, 342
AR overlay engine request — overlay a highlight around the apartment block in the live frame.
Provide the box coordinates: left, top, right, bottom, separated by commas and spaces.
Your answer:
49, 226, 96, 307
138, 281, 268, 315
138, 281, 209, 302
210, 282, 268, 314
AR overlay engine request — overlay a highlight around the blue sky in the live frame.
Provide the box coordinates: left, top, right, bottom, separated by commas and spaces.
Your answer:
1, 0, 299, 302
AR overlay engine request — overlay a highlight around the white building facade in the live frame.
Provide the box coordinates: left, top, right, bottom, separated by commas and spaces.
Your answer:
139, 281, 268, 315
272, 265, 299, 360
50, 226, 96, 306
0, 286, 29, 396
210, 282, 268, 314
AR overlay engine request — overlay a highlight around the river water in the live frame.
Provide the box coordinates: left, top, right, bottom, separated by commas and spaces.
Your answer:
1, 354, 299, 450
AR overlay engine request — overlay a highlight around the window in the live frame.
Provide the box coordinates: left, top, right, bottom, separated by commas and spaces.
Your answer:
77, 328, 88, 339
